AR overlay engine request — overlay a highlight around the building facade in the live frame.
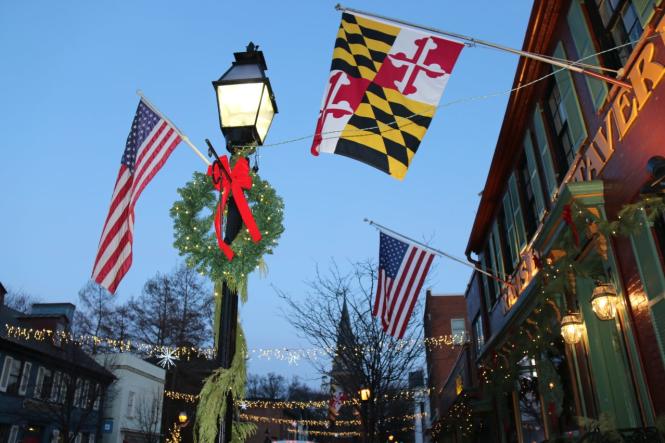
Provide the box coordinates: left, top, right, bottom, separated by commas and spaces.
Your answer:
423, 292, 468, 430
94, 354, 165, 443
0, 299, 114, 443
436, 1, 665, 441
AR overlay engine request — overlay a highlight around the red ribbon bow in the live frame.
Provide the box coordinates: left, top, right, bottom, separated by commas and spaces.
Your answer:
207, 155, 262, 261
562, 204, 580, 246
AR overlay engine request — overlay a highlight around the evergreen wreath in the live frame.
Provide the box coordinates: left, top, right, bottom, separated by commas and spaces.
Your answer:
170, 165, 285, 299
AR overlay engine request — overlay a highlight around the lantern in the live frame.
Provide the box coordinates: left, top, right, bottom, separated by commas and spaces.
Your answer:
359, 387, 371, 402
213, 42, 278, 147
178, 411, 189, 427
560, 312, 584, 345
591, 282, 619, 320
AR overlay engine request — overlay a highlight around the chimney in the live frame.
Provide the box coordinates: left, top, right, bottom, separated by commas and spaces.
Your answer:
0, 282, 6, 307
30, 303, 76, 328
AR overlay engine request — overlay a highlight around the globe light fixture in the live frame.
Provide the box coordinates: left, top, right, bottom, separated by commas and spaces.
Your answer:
591, 282, 619, 320
213, 42, 278, 147
360, 387, 371, 402
560, 312, 584, 345
388, 435, 395, 441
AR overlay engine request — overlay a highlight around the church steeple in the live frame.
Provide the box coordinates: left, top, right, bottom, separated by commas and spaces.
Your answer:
332, 295, 355, 375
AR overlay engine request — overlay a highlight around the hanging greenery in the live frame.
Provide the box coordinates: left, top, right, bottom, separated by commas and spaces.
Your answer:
170, 163, 284, 299
480, 193, 665, 402
194, 324, 256, 443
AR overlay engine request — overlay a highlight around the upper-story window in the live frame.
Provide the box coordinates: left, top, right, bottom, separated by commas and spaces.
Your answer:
0, 356, 23, 395
35, 367, 54, 400
589, 0, 658, 66
547, 43, 588, 180
503, 173, 527, 267
568, 0, 608, 110
472, 314, 485, 356
451, 318, 466, 344
481, 222, 507, 309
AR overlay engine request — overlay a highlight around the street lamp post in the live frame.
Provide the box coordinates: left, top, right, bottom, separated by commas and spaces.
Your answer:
211, 42, 277, 443
359, 387, 371, 443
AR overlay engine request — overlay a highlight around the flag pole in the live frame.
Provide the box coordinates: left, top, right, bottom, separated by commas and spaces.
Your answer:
364, 218, 515, 287
335, 4, 632, 90
135, 90, 211, 166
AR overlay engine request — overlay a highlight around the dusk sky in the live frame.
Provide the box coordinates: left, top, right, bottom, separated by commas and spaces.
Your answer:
0, 1, 532, 384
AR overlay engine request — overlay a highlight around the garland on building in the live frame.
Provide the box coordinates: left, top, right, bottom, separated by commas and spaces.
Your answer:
478, 192, 665, 416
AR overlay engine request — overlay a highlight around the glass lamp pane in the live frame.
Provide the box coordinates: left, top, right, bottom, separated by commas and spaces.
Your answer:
216, 82, 263, 129
255, 84, 275, 144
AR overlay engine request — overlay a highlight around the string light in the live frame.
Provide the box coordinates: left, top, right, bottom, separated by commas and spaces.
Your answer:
164, 388, 431, 407
4, 324, 466, 365
238, 412, 427, 427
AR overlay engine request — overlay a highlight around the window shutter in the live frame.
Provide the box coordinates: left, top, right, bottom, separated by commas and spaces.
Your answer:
509, 173, 526, 252
8, 425, 19, 443
567, 0, 607, 109
74, 378, 82, 407
59, 376, 68, 404
51, 430, 60, 443
0, 356, 13, 392
524, 133, 546, 220
75, 433, 82, 443
533, 106, 558, 199
88, 434, 95, 443
553, 43, 587, 152
18, 362, 32, 396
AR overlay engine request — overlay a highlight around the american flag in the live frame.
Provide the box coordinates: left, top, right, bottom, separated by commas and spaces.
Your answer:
92, 100, 181, 294
373, 231, 435, 339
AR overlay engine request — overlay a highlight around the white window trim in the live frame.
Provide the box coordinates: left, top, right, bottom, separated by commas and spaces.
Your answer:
18, 361, 32, 396
92, 383, 101, 410
8, 425, 19, 443
0, 356, 15, 392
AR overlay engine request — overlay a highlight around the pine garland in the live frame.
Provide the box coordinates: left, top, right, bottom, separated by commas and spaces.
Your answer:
194, 324, 256, 443
170, 165, 284, 299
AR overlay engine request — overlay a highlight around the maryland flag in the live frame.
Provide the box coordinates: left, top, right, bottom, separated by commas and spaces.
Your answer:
311, 12, 464, 180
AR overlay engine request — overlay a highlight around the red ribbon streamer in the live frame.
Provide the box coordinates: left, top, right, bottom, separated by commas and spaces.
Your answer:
562, 204, 580, 246
207, 156, 262, 261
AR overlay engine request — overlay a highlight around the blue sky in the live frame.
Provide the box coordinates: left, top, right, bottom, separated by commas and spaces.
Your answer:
0, 1, 531, 384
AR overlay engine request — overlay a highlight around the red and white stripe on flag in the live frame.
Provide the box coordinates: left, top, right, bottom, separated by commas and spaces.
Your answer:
92, 100, 181, 294
373, 232, 435, 339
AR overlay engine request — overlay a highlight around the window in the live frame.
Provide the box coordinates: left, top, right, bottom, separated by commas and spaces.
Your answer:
482, 222, 507, 309
0, 357, 23, 394
451, 319, 466, 344
126, 391, 136, 418
34, 367, 53, 400
74, 378, 83, 407
75, 433, 82, 443
81, 380, 90, 409
503, 173, 527, 266
88, 434, 95, 443
51, 430, 60, 443
18, 362, 32, 396
548, 43, 587, 178
472, 315, 485, 356
93, 383, 101, 410
654, 214, 665, 271
59, 375, 69, 404
591, 0, 656, 66
50, 371, 62, 402
533, 106, 558, 199
568, 0, 608, 109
